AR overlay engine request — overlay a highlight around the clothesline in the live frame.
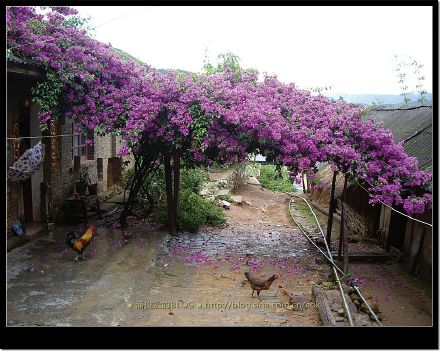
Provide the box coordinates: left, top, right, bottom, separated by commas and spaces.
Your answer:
355, 180, 432, 227
6, 133, 80, 141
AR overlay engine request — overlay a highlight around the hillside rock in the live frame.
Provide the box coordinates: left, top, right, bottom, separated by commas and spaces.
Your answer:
247, 176, 261, 186
230, 195, 245, 204
218, 200, 231, 209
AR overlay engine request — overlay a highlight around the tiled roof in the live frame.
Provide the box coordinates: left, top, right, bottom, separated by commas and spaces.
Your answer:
366, 103, 433, 170
7, 55, 43, 68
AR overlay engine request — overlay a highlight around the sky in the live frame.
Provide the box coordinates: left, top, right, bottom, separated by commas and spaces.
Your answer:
74, 6, 433, 95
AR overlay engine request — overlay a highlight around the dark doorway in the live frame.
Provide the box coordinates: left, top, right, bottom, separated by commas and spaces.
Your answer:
388, 210, 406, 251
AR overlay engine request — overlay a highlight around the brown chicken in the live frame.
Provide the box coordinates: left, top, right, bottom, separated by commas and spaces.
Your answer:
66, 224, 96, 262
245, 272, 279, 300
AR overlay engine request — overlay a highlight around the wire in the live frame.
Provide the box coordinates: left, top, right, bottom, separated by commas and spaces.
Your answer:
7, 133, 80, 140
7, 6, 155, 51
355, 181, 432, 227
288, 194, 382, 326
289, 195, 355, 326
94, 6, 154, 29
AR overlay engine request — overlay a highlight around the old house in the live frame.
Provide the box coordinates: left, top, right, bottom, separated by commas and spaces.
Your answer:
7, 56, 129, 243
309, 103, 433, 283
369, 103, 433, 283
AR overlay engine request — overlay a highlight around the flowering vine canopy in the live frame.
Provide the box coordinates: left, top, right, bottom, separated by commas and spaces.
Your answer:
7, 6, 432, 215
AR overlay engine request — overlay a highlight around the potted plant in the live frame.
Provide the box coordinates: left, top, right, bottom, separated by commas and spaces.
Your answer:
76, 168, 91, 195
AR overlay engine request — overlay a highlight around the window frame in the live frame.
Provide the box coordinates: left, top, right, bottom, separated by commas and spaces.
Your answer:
72, 131, 87, 160
72, 123, 94, 161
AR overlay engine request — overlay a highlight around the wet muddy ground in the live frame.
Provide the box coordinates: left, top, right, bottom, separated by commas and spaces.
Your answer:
7, 183, 432, 326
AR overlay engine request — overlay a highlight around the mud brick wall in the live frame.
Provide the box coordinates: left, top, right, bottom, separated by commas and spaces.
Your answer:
49, 120, 129, 221
59, 121, 76, 202
7, 99, 132, 230
7, 98, 21, 238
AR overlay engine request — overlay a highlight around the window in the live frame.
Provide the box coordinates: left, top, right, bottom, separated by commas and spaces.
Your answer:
72, 123, 94, 160
72, 128, 87, 159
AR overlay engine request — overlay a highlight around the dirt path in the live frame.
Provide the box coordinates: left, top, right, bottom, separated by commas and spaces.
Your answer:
7, 182, 431, 326
7, 184, 323, 326
224, 184, 293, 227
125, 184, 324, 326
348, 263, 432, 326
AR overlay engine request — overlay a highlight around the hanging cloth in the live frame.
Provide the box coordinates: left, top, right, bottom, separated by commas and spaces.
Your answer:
8, 141, 45, 181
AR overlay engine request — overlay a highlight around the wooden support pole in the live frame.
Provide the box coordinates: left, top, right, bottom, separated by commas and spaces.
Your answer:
302, 173, 306, 193
342, 175, 349, 273
173, 150, 181, 233
326, 171, 338, 248
164, 153, 176, 236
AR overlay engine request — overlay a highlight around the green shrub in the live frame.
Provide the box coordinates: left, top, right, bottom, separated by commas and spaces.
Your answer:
123, 166, 208, 214
124, 166, 224, 231
259, 164, 295, 193
155, 189, 226, 232
180, 168, 208, 194
245, 162, 261, 177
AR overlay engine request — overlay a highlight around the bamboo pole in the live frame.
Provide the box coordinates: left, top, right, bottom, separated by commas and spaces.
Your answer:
164, 153, 176, 236
173, 151, 181, 233
326, 171, 337, 248
342, 175, 349, 273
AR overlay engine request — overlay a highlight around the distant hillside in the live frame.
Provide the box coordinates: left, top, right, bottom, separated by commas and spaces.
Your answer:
158, 68, 192, 75
326, 91, 432, 105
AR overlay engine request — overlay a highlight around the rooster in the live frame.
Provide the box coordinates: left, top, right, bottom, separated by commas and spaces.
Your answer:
66, 224, 96, 263
245, 272, 280, 301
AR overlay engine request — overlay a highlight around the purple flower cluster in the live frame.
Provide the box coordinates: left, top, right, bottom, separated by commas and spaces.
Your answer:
7, 6, 432, 215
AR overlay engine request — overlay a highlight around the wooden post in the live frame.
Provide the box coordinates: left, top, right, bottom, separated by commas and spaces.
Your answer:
381, 206, 392, 250
342, 175, 349, 273
164, 153, 176, 236
173, 151, 181, 233
338, 212, 343, 261
305, 173, 310, 193
406, 222, 425, 274
326, 171, 337, 248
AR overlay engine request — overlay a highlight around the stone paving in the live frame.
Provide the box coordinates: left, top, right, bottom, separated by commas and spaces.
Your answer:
125, 224, 322, 326
7, 218, 323, 326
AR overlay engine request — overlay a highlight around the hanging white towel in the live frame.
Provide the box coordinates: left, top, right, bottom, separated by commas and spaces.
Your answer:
8, 141, 45, 181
